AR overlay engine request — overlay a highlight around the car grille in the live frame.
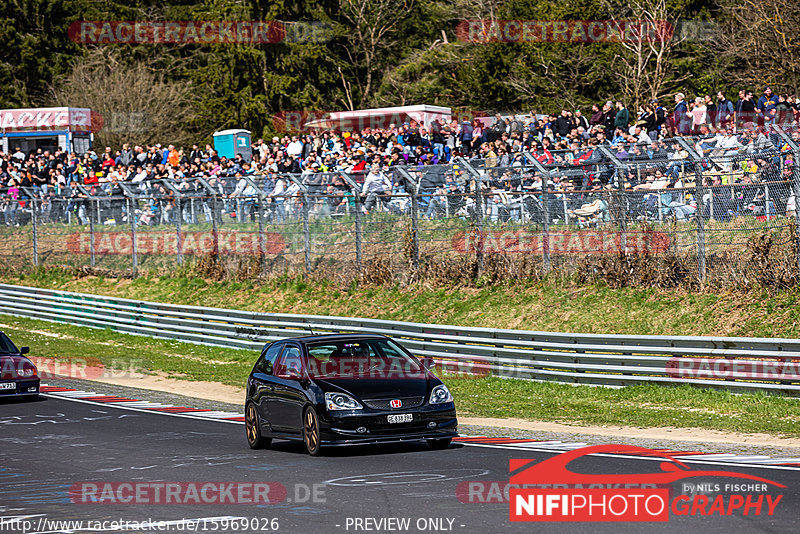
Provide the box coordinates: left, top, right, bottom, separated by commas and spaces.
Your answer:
362, 396, 424, 410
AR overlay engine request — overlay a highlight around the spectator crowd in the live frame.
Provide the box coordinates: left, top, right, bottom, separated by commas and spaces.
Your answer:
1, 86, 799, 228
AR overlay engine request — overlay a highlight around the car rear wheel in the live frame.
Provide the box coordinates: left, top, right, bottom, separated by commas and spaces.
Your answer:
245, 402, 271, 449
303, 406, 322, 456
427, 438, 452, 450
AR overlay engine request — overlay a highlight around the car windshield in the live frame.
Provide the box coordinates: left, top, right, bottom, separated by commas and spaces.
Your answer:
0, 333, 17, 354
306, 339, 424, 379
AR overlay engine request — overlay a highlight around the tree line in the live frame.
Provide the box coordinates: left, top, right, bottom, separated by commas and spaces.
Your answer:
0, 0, 797, 148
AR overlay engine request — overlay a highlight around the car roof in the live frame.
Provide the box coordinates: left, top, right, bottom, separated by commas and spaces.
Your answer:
275, 333, 390, 345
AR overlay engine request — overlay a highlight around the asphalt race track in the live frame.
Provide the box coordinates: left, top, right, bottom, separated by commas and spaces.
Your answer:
1, 394, 799, 534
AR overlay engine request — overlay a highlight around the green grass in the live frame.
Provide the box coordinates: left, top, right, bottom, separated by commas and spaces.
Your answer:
2, 312, 799, 437
6, 269, 800, 338
446, 377, 800, 437
0, 314, 253, 387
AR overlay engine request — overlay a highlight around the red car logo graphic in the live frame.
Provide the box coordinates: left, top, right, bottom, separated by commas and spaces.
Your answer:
509, 444, 786, 487
390, 399, 402, 408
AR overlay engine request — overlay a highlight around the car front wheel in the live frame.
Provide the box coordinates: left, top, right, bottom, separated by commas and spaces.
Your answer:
303, 406, 322, 456
245, 402, 271, 449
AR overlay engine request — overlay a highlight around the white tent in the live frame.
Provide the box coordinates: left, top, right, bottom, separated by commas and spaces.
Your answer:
302, 105, 451, 131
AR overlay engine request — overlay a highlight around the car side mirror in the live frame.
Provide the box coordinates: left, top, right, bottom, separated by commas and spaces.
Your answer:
20, 347, 29, 355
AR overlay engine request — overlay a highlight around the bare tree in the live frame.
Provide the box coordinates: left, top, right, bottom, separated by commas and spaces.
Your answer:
715, 0, 800, 94
504, 45, 608, 111
50, 49, 199, 149
338, 0, 414, 109
606, 0, 688, 111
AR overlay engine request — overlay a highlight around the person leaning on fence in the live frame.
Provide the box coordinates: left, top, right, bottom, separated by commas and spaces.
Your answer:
361, 165, 391, 214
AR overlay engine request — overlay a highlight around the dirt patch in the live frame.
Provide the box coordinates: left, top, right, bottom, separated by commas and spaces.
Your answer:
75, 371, 246, 406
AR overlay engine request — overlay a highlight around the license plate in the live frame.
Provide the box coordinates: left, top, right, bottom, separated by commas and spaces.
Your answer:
387, 413, 413, 424
0, 383, 16, 390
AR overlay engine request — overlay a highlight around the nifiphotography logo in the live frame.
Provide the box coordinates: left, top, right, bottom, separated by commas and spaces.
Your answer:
508, 445, 785, 522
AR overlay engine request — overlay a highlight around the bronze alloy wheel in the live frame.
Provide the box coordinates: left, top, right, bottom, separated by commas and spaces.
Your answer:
303, 407, 321, 456
245, 402, 271, 449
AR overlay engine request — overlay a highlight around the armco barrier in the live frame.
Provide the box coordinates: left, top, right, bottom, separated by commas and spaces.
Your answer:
1, 283, 800, 394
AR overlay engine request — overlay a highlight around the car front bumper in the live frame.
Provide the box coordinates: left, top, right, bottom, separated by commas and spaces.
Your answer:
0, 379, 40, 398
320, 403, 457, 445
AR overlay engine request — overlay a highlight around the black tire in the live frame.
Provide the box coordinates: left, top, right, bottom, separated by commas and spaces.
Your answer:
427, 437, 452, 450
245, 402, 271, 449
303, 406, 322, 456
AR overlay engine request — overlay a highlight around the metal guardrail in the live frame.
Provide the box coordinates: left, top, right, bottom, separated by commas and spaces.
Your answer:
0, 283, 799, 394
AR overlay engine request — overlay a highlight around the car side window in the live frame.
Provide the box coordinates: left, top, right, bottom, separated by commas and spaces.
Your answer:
256, 343, 283, 375
274, 346, 303, 377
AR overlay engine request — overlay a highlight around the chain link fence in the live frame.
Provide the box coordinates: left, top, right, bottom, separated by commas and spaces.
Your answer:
2, 129, 800, 287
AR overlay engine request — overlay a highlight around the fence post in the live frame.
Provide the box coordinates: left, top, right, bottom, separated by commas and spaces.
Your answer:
354, 192, 363, 273
695, 166, 707, 283
457, 157, 484, 275
597, 146, 628, 252
394, 167, 420, 271
541, 178, 551, 273
302, 192, 311, 273
676, 137, 706, 283
128, 197, 138, 276
212, 194, 220, 257
257, 195, 266, 275
339, 172, 363, 274
89, 200, 96, 267
791, 148, 800, 276
31, 197, 38, 267
410, 188, 420, 271
175, 195, 183, 266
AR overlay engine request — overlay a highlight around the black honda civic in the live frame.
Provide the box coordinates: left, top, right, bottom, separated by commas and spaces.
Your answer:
245, 334, 457, 455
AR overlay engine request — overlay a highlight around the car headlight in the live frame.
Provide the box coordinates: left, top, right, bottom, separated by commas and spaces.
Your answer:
429, 385, 453, 404
18, 367, 37, 378
325, 392, 363, 411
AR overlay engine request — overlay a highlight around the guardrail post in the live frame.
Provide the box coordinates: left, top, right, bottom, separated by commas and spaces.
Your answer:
128, 197, 138, 276
302, 192, 311, 273
31, 197, 38, 267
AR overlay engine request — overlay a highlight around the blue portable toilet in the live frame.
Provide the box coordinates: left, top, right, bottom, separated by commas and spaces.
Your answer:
213, 129, 252, 160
